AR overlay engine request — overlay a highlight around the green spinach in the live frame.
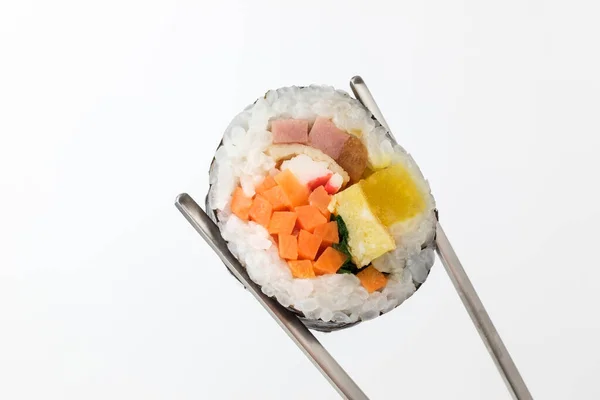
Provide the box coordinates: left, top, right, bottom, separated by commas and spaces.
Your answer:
332, 215, 364, 275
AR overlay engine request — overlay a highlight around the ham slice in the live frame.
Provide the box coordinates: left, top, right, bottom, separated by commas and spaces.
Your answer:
271, 119, 309, 144
309, 117, 368, 182
308, 117, 350, 159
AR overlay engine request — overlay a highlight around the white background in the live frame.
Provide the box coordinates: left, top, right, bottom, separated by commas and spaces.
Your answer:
1, 1, 599, 399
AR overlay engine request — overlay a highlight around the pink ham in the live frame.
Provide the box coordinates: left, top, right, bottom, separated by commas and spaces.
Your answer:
309, 117, 368, 183
308, 117, 350, 159
271, 119, 309, 144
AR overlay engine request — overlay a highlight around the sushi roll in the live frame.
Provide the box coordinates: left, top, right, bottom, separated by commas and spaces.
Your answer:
207, 85, 437, 331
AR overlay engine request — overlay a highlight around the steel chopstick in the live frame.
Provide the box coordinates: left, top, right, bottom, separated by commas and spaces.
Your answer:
350, 75, 533, 400
175, 193, 369, 400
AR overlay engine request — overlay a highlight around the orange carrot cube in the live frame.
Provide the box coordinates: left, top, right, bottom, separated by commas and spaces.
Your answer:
268, 211, 297, 235
313, 221, 339, 247
313, 247, 347, 275
309, 186, 332, 219
287, 260, 315, 279
262, 185, 292, 211
231, 187, 253, 221
274, 169, 310, 207
278, 234, 298, 260
255, 175, 277, 195
297, 230, 322, 261
295, 205, 327, 233
356, 266, 388, 293
248, 195, 272, 228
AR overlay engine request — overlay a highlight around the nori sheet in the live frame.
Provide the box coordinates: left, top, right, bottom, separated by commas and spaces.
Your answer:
203, 87, 437, 332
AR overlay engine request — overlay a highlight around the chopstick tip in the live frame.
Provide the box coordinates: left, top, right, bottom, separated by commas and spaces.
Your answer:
350, 75, 364, 85
175, 193, 190, 206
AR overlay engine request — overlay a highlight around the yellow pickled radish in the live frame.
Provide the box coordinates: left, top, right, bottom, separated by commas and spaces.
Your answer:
360, 163, 425, 226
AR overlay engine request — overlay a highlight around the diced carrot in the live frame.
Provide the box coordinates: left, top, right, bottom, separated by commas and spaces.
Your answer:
295, 205, 327, 233
287, 260, 316, 279
309, 185, 332, 219
248, 195, 272, 228
274, 169, 310, 207
313, 221, 339, 247
315, 245, 328, 260
268, 211, 297, 235
297, 230, 322, 261
231, 187, 253, 221
255, 175, 277, 195
356, 266, 388, 293
313, 247, 347, 275
262, 185, 292, 211
278, 234, 298, 260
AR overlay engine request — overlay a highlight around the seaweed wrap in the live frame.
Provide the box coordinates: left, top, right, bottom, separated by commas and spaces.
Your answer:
207, 85, 436, 331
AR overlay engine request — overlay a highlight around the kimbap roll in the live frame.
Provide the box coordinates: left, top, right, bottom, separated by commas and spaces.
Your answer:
207, 85, 437, 331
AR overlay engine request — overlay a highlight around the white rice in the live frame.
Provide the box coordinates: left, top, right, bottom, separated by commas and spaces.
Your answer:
208, 85, 436, 323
